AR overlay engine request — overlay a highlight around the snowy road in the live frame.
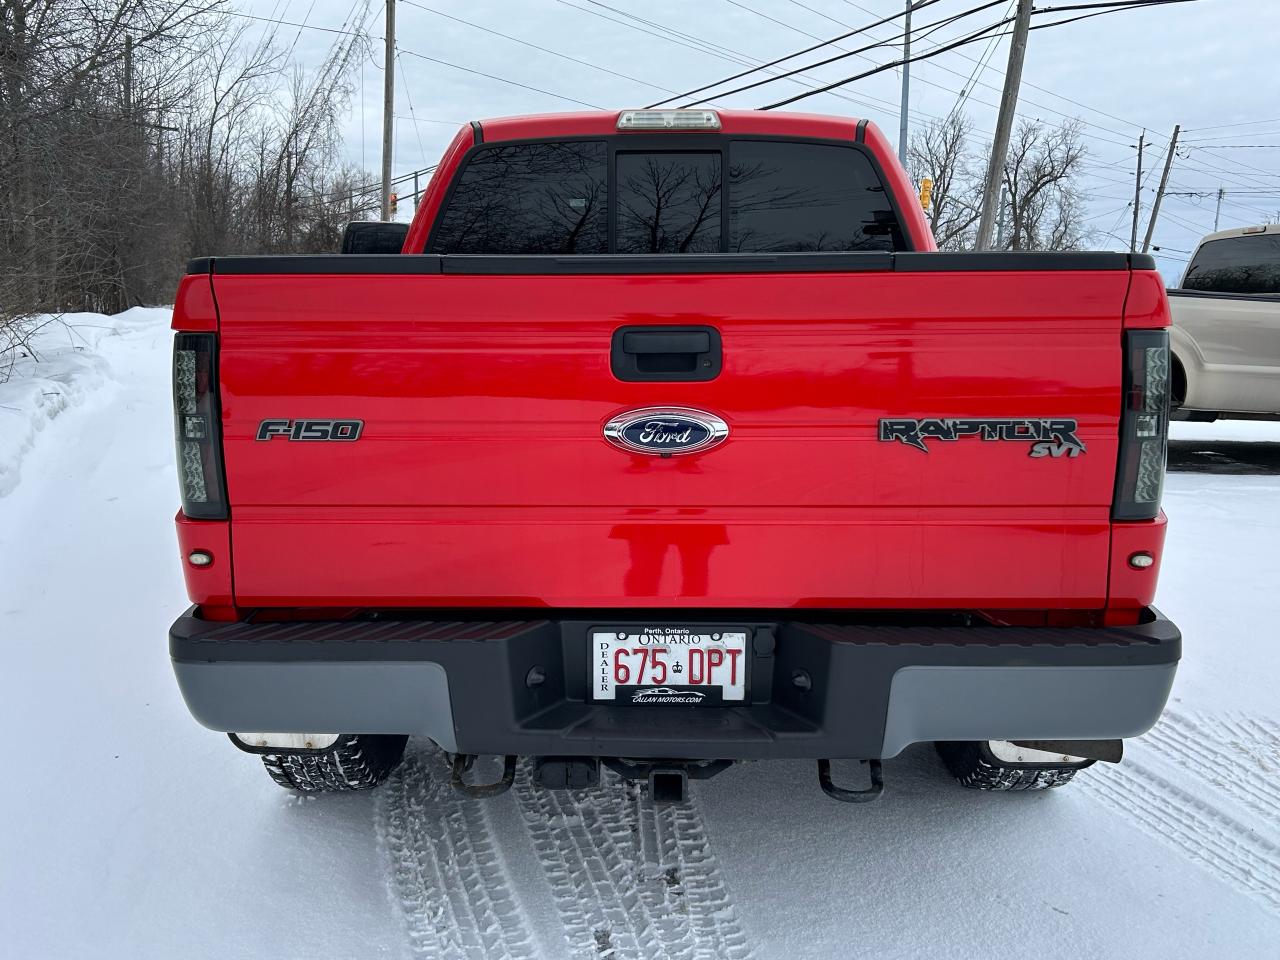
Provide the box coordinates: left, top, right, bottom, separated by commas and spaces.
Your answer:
2, 310, 1279, 959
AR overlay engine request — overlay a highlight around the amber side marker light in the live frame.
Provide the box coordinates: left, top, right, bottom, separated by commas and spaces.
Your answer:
1129, 552, 1155, 570
188, 550, 213, 567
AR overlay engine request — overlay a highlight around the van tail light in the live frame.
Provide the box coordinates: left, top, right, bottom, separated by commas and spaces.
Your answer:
1112, 330, 1170, 521
173, 333, 228, 520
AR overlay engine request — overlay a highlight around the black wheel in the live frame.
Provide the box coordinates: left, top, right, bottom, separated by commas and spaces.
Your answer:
935, 741, 1090, 791
1170, 354, 1187, 411
262, 734, 408, 793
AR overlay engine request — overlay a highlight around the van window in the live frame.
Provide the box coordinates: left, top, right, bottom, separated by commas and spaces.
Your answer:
1183, 234, 1280, 294
729, 141, 904, 252
616, 152, 723, 253
430, 141, 607, 254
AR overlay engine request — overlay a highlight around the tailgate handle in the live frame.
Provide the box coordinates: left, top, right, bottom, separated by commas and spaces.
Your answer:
611, 325, 721, 382
623, 331, 709, 354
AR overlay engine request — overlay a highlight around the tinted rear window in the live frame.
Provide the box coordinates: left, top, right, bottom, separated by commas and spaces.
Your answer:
1183, 234, 1280, 294
429, 141, 607, 254
729, 141, 903, 252
430, 137, 907, 254
615, 152, 723, 253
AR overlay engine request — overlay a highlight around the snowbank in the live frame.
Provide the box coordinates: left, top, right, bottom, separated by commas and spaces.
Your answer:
0, 308, 170, 497
1171, 419, 1280, 443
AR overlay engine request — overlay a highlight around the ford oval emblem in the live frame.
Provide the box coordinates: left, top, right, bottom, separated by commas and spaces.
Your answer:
603, 407, 729, 457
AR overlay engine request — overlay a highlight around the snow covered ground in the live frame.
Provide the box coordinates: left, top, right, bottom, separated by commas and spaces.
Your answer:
2, 309, 1278, 959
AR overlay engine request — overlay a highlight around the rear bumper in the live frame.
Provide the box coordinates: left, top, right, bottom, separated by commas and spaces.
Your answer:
169, 608, 1180, 760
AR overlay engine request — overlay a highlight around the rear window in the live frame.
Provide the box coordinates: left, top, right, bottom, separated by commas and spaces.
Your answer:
616, 152, 722, 253
1183, 234, 1280, 294
429, 141, 608, 254
430, 137, 905, 254
729, 141, 903, 252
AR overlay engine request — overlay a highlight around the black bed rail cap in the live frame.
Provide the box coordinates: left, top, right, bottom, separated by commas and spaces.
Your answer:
895, 251, 1146, 272
185, 250, 1155, 276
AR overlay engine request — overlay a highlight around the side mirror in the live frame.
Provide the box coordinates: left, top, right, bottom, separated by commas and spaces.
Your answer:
340, 220, 410, 255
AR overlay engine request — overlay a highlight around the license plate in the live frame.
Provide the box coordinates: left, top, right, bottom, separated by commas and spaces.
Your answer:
590, 627, 749, 705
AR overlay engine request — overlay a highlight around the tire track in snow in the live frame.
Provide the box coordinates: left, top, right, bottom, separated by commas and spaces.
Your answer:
1139, 711, 1280, 827
376, 751, 536, 960
514, 762, 754, 959
1081, 714, 1280, 913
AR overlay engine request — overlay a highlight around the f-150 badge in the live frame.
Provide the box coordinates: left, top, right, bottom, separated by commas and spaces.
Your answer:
879, 418, 1086, 457
256, 419, 363, 441
604, 407, 729, 456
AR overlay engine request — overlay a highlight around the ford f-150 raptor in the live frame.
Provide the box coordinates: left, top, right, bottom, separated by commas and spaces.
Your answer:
168, 109, 1178, 802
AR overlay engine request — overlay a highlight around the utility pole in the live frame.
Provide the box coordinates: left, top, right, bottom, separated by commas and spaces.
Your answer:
380, 0, 396, 221
975, 0, 1032, 251
1141, 124, 1179, 253
898, 1, 915, 167
994, 184, 1008, 248
1129, 132, 1145, 252
1213, 186, 1224, 231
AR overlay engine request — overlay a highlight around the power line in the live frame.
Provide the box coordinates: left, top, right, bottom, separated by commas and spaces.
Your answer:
837, 0, 1150, 135
1184, 117, 1280, 134
296, 163, 439, 204
223, 4, 605, 112
397, 48, 604, 109
759, 10, 1024, 110
675, 0, 1172, 153
394, 113, 467, 126
722, 0, 1132, 140
1183, 132, 1280, 143
395, 51, 428, 170
949, 0, 1016, 117
556, 0, 925, 122
402, 0, 685, 99
646, 0, 946, 108
221, 7, 368, 38
683, 1, 1006, 107
1186, 146, 1280, 180
794, 0, 1173, 141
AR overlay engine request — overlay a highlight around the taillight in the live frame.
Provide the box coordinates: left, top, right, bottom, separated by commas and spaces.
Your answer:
172, 333, 228, 520
1113, 329, 1170, 521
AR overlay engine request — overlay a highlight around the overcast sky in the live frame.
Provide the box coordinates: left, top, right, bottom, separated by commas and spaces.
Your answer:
234, 0, 1280, 280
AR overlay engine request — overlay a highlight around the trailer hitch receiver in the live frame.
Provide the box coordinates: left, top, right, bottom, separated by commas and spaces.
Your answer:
818, 759, 884, 803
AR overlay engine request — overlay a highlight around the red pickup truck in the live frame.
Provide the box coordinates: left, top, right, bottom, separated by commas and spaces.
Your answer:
168, 109, 1178, 803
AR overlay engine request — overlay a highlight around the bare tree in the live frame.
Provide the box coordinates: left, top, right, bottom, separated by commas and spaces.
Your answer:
1, 0, 373, 345
906, 113, 1090, 252
908, 113, 982, 250
1001, 119, 1088, 250
1, 1, 220, 317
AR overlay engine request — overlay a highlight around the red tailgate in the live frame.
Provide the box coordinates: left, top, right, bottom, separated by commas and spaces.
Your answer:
212, 265, 1128, 609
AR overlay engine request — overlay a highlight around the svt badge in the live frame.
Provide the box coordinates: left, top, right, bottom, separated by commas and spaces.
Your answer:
604, 407, 729, 457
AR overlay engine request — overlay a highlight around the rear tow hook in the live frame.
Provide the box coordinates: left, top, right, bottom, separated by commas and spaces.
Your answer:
449, 754, 517, 798
818, 759, 884, 803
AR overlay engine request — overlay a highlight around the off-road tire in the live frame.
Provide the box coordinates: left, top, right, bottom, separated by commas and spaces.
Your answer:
262, 734, 409, 793
935, 741, 1086, 791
